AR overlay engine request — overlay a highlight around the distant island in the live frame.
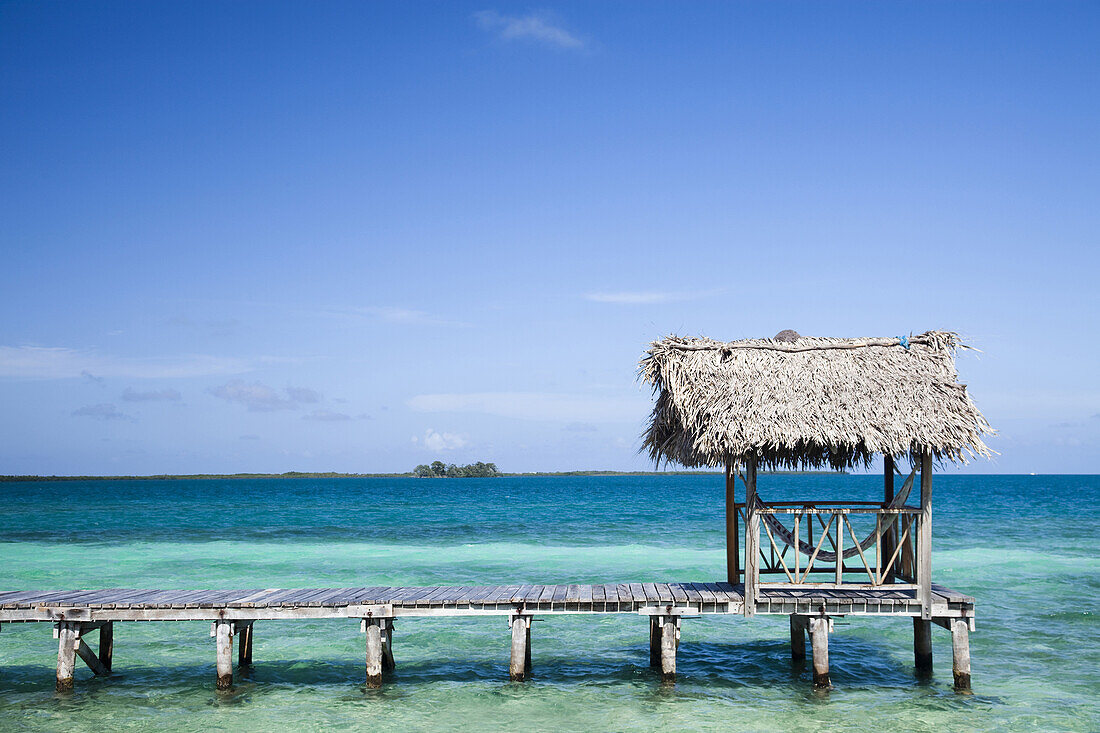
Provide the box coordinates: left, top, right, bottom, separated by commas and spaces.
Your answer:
0, 468, 846, 482
413, 461, 501, 478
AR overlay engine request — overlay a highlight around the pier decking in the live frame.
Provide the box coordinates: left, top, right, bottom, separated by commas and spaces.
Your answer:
0, 582, 975, 692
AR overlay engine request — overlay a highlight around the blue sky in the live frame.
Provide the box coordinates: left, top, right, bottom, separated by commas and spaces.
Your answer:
1, 1, 1097, 475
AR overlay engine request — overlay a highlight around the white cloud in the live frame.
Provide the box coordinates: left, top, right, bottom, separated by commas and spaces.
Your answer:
584, 289, 720, 305
302, 409, 352, 422
0, 345, 251, 380
208, 381, 323, 412
474, 10, 583, 49
413, 428, 469, 452
408, 391, 644, 423
323, 306, 467, 327
72, 403, 132, 421
121, 387, 182, 402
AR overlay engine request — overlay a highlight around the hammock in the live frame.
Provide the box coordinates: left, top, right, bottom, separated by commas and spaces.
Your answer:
746, 464, 917, 564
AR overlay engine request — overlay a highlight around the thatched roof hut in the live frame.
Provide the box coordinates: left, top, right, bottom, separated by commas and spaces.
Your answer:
640, 330, 992, 471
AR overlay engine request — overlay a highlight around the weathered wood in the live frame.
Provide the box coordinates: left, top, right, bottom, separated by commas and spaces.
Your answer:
238, 622, 253, 667
76, 638, 109, 676
364, 618, 383, 688
809, 617, 830, 689
658, 615, 678, 682
951, 618, 971, 692
883, 456, 896, 583
55, 621, 78, 691
913, 617, 933, 675
649, 616, 661, 668
789, 615, 806, 662
743, 457, 759, 617
99, 621, 113, 672
918, 452, 933, 619
509, 614, 531, 681
382, 619, 395, 673
726, 462, 739, 584
215, 620, 233, 690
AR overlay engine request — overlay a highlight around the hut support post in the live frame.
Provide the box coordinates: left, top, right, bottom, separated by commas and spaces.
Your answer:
918, 452, 933, 619
726, 462, 739, 585
913, 617, 933, 675
55, 622, 79, 692
883, 456, 895, 584
789, 615, 807, 662
951, 618, 972, 692
743, 456, 759, 617
509, 613, 532, 681
237, 622, 253, 667
809, 616, 831, 689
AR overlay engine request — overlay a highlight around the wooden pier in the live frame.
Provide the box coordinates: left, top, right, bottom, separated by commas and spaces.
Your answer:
0, 581, 974, 692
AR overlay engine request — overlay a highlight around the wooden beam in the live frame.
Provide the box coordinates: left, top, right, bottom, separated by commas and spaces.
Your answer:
789, 615, 806, 662
382, 619, 395, 673
55, 621, 78, 692
726, 462, 739, 585
743, 456, 759, 617
649, 616, 661, 669
238, 622, 253, 667
76, 638, 109, 676
913, 617, 933, 676
99, 621, 113, 673
883, 456, 896, 584
215, 620, 233, 690
918, 453, 933, 619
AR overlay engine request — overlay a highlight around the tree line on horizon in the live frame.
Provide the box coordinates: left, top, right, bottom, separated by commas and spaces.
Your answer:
413, 461, 501, 478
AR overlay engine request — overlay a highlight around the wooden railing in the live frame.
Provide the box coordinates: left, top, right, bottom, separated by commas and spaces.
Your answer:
737, 502, 922, 590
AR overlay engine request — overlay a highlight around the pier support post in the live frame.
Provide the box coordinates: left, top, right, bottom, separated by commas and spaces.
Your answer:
649, 616, 661, 668
364, 618, 384, 688
55, 622, 79, 692
215, 620, 233, 690
657, 615, 679, 682
238, 622, 253, 667
509, 613, 532, 681
382, 619, 395, 673
913, 617, 933, 676
100, 622, 113, 673
809, 617, 831, 689
951, 619, 971, 692
789, 615, 807, 662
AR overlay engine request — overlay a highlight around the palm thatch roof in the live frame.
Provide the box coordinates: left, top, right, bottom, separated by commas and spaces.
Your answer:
639, 330, 993, 470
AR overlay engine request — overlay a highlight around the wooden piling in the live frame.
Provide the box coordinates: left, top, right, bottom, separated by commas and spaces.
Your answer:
789, 615, 806, 662
658, 615, 678, 682
743, 456, 759, 617
951, 618, 971, 692
55, 622, 78, 692
809, 617, 830, 689
649, 616, 661, 668
238, 622, 253, 667
382, 619, 395, 673
100, 621, 113, 673
215, 620, 233, 690
918, 452, 933, 619
913, 617, 933, 675
883, 456, 896, 584
364, 619, 384, 688
509, 614, 531, 681
726, 462, 739, 585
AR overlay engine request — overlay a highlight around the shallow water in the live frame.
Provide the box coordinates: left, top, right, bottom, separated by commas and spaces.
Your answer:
1, 474, 1097, 731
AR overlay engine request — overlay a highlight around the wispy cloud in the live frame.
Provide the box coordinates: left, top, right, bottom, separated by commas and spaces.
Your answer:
0, 345, 251, 380
322, 306, 467, 327
121, 387, 182, 402
408, 391, 644, 423
72, 403, 132, 421
208, 381, 322, 412
411, 428, 470, 452
584, 290, 720, 305
474, 10, 583, 49
302, 409, 351, 422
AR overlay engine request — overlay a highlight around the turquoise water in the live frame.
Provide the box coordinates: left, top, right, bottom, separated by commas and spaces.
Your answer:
0, 474, 1097, 731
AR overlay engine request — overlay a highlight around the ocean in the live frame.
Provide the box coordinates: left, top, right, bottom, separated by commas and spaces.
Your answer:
0, 474, 1096, 731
